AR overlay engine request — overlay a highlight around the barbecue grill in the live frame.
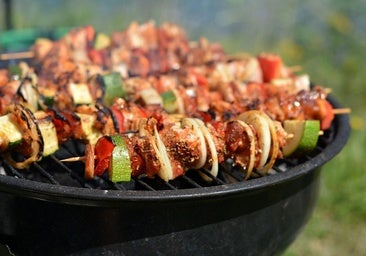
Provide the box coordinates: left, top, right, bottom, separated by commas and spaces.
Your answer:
0, 85, 350, 255
0, 12, 351, 254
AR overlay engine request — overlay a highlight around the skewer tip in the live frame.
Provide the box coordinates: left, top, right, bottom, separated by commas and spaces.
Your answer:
332, 108, 351, 115
60, 156, 86, 162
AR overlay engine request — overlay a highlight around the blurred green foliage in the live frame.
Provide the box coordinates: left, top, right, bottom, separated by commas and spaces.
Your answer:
0, 0, 365, 255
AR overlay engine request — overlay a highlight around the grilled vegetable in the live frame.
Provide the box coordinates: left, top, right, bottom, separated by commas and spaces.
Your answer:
238, 110, 280, 175
161, 90, 178, 113
33, 111, 59, 156
94, 33, 111, 50
3, 104, 43, 169
16, 78, 40, 111
140, 88, 163, 106
0, 114, 23, 148
69, 83, 93, 105
93, 135, 132, 182
257, 53, 283, 83
100, 72, 126, 106
0, 109, 59, 159
319, 100, 335, 130
151, 124, 174, 181
109, 135, 132, 182
283, 120, 320, 157
76, 113, 103, 145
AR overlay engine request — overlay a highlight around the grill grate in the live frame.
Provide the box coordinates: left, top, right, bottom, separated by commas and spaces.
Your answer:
0, 126, 333, 192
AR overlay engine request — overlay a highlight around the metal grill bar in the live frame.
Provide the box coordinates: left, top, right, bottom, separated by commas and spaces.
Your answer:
32, 162, 60, 185
1, 160, 24, 178
49, 155, 94, 189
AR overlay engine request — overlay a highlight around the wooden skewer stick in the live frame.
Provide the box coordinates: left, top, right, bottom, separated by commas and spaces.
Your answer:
60, 156, 86, 162
286, 130, 324, 139
63, 130, 327, 163
333, 108, 351, 115
0, 51, 34, 61
324, 88, 333, 94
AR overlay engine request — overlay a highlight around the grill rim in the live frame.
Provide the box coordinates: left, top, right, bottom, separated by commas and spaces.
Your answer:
0, 94, 350, 206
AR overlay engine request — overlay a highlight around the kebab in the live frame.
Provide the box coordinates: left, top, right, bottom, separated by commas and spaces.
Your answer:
84, 108, 327, 182
0, 84, 347, 182
0, 64, 348, 175
0, 55, 341, 132
30, 21, 227, 79
0, 97, 282, 181
81, 109, 287, 182
0, 23, 350, 182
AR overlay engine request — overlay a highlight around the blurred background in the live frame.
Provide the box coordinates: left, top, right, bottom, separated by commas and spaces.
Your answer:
0, 0, 365, 255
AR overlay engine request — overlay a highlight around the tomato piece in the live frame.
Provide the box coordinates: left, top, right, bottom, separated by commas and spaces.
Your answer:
257, 53, 283, 83
46, 109, 73, 142
110, 106, 125, 133
94, 158, 110, 176
85, 25, 96, 44
88, 49, 104, 65
320, 100, 334, 130
94, 136, 114, 176
63, 112, 84, 140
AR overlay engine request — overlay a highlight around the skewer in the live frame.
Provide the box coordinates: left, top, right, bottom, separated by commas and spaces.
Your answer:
62, 130, 326, 163
0, 51, 34, 61
59, 107, 349, 164
61, 156, 86, 162
285, 130, 324, 139
332, 108, 351, 115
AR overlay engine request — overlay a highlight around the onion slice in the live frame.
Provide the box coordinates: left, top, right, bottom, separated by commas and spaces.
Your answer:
258, 112, 279, 175
4, 103, 44, 169
238, 111, 271, 174
238, 110, 279, 175
151, 125, 173, 181
182, 118, 207, 169
236, 120, 256, 179
194, 118, 218, 179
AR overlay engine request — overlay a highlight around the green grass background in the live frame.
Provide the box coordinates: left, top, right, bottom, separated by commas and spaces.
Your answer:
1, 1, 365, 255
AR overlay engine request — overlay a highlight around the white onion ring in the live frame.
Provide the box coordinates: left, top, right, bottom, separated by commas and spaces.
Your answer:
238, 110, 270, 173
257, 112, 279, 175
194, 118, 218, 179
182, 118, 207, 169
236, 120, 256, 179
238, 110, 279, 175
151, 125, 173, 181
4, 103, 44, 169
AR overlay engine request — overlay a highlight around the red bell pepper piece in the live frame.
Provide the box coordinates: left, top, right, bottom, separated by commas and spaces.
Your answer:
257, 53, 283, 83
94, 136, 114, 176
110, 105, 125, 133
320, 100, 334, 130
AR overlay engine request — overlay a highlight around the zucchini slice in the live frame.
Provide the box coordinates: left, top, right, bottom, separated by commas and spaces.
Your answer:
0, 114, 22, 147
